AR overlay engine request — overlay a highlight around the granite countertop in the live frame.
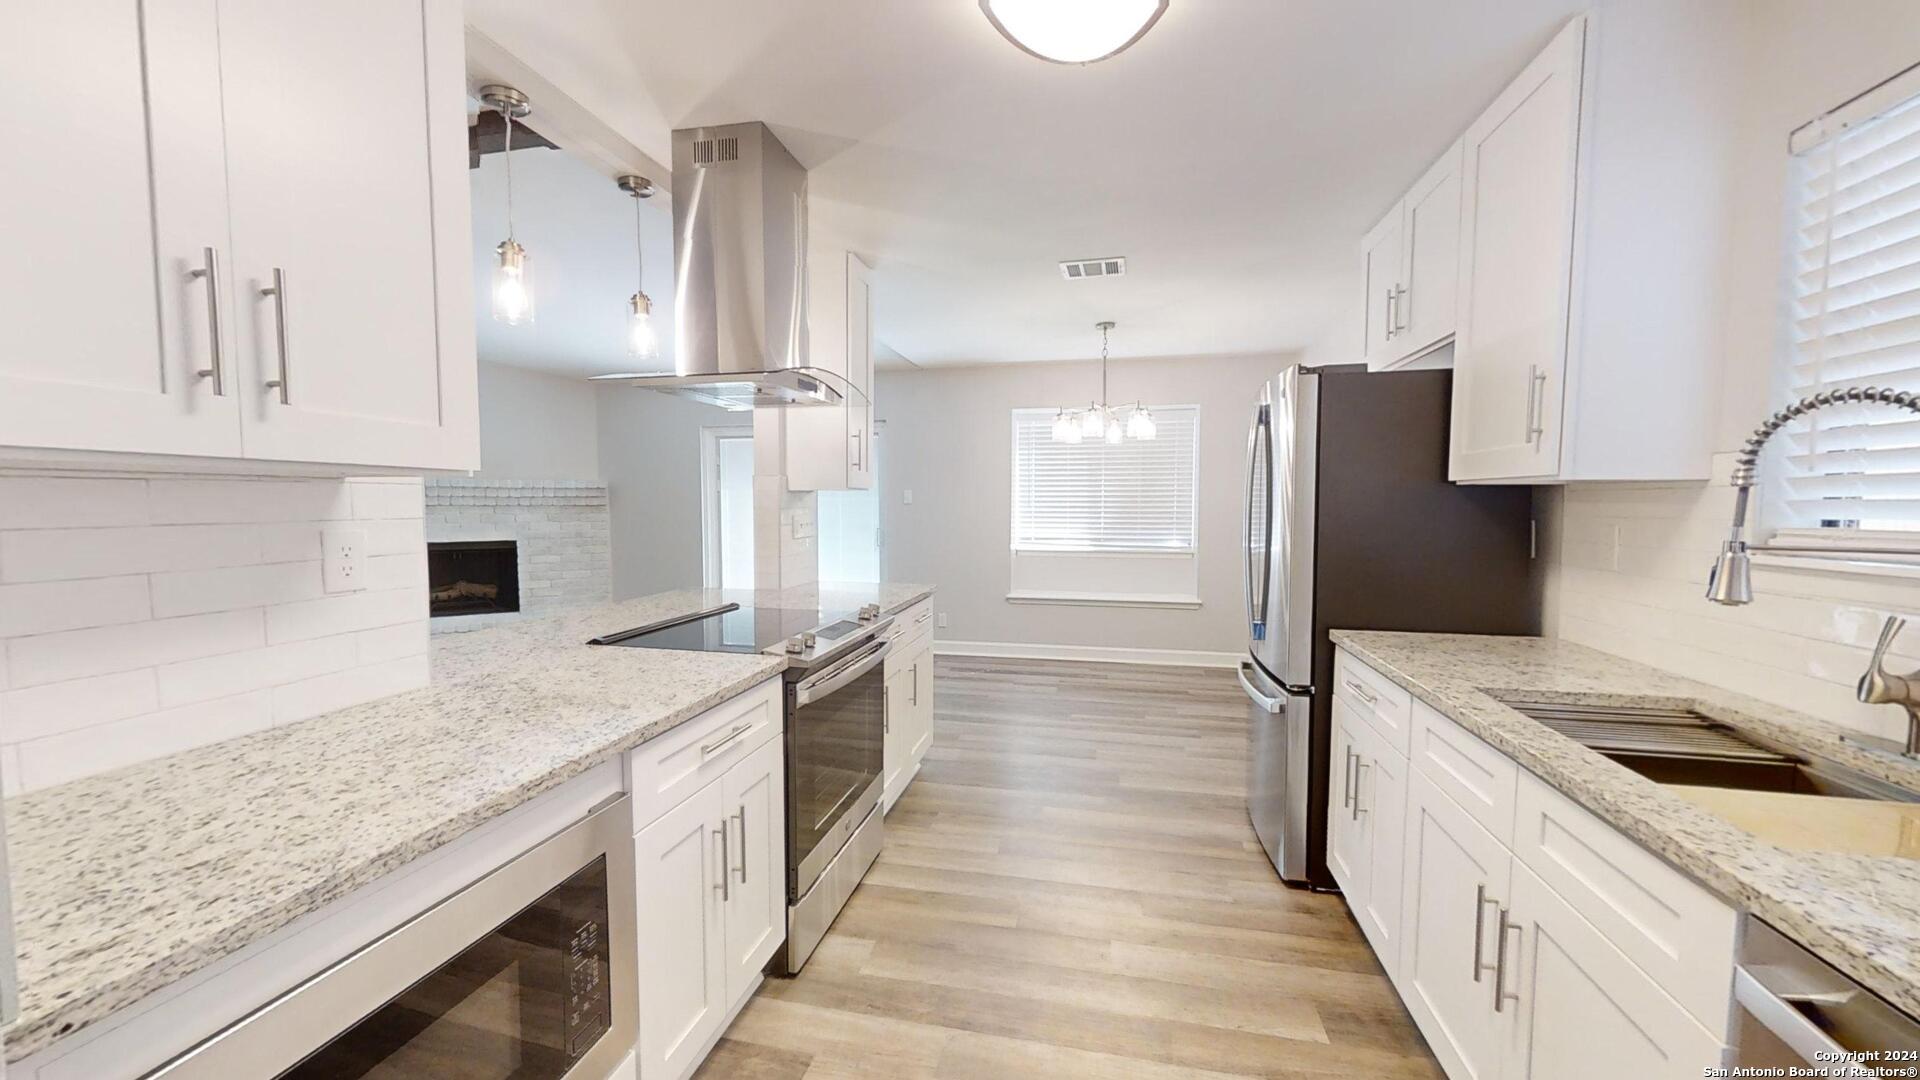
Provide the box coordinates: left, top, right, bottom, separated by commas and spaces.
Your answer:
2, 580, 934, 1063
1330, 631, 1920, 1018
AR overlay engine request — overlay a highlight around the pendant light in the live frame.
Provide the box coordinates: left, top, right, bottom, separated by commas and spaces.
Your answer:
481, 85, 534, 325
980, 0, 1169, 65
1051, 321, 1156, 443
618, 174, 660, 362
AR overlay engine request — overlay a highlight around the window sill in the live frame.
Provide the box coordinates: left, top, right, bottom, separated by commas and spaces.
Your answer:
1750, 548, 1920, 584
1005, 591, 1202, 610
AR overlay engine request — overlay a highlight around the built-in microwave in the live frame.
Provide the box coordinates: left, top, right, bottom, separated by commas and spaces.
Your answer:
147, 794, 637, 1079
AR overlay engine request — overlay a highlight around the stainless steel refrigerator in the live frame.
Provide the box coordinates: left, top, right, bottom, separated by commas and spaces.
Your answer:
1241, 364, 1537, 889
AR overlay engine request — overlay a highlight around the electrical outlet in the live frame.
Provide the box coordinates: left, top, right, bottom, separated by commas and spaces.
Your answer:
937, 612, 949, 629
322, 527, 368, 594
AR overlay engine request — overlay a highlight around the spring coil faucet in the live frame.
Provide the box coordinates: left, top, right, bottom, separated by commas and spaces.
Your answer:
1706, 385, 1920, 756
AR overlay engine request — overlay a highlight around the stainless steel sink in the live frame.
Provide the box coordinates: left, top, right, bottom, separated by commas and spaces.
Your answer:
1499, 699, 1919, 803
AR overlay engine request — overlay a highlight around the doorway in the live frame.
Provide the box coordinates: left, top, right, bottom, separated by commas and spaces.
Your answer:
701, 426, 755, 590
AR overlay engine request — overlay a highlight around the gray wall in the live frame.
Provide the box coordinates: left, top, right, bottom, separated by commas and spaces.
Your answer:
877, 352, 1294, 655
475, 362, 603, 481
595, 387, 742, 599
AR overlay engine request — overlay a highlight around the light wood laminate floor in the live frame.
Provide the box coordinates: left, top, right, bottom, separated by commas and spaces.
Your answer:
694, 655, 1441, 1079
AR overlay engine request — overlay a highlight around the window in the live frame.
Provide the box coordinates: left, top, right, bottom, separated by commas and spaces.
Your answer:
1775, 67, 1920, 546
1007, 405, 1201, 608
1010, 405, 1199, 551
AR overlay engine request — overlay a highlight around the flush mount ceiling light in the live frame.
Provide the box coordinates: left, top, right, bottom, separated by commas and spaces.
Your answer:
480, 84, 534, 325
1051, 321, 1156, 444
618, 174, 660, 363
980, 0, 1169, 64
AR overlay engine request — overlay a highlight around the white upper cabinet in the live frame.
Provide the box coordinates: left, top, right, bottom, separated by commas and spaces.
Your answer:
0, 0, 478, 473
1362, 140, 1461, 372
786, 251, 876, 491
0, 0, 240, 458
1449, 9, 1731, 482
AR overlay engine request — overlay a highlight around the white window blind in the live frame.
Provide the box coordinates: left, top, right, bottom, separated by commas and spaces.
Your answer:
1783, 73, 1920, 532
1010, 406, 1198, 551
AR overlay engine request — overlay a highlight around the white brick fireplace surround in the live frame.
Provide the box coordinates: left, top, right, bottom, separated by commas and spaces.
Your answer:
0, 475, 430, 794
425, 479, 611, 633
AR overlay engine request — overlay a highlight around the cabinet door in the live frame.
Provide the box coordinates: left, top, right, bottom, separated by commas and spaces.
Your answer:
1449, 16, 1584, 481
1400, 768, 1512, 1080
1398, 139, 1464, 359
1359, 204, 1405, 371
217, 0, 477, 470
634, 782, 727, 1080
1326, 702, 1368, 902
0, 0, 242, 458
1502, 861, 1724, 1079
1354, 726, 1408, 981
721, 735, 786, 1003
846, 253, 876, 490
907, 641, 935, 768
883, 665, 909, 810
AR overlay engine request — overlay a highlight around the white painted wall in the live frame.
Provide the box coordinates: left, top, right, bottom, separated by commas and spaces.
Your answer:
0, 476, 428, 794
877, 353, 1291, 660
475, 361, 602, 481
1539, 0, 1920, 744
594, 387, 741, 599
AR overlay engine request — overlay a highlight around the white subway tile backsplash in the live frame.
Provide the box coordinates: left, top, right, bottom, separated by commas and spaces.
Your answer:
0, 575, 151, 637
148, 479, 355, 525
7, 610, 264, 688
0, 670, 159, 742
0, 477, 149, 530
150, 561, 325, 618
1, 524, 262, 583
0, 475, 433, 794
156, 635, 358, 707
265, 587, 422, 645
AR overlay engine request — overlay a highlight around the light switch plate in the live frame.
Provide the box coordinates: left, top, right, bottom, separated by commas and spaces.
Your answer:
937, 612, 949, 629
903, 489, 914, 505
322, 527, 368, 594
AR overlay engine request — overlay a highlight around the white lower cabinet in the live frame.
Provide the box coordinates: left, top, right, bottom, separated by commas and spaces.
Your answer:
882, 627, 935, 811
1331, 648, 1732, 1080
606, 1050, 640, 1080
1501, 861, 1723, 1079
1400, 768, 1513, 1080
631, 686, 787, 1080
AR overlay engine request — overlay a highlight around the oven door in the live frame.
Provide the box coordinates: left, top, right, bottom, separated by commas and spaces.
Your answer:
787, 636, 890, 900
149, 795, 637, 1080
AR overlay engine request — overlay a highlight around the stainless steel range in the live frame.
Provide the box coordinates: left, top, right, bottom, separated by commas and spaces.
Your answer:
590, 602, 892, 973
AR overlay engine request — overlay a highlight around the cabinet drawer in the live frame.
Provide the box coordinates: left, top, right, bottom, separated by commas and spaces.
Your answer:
1334, 650, 1412, 757
627, 677, 783, 831
1512, 771, 1736, 1035
1409, 699, 1517, 845
889, 599, 934, 641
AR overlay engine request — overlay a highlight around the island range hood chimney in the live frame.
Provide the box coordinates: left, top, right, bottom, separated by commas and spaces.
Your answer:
592, 121, 844, 409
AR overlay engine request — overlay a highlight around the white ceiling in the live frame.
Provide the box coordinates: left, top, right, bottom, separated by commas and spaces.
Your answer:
469, 0, 1587, 369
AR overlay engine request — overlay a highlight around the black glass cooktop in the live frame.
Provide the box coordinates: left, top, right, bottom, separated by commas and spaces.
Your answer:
589, 603, 842, 654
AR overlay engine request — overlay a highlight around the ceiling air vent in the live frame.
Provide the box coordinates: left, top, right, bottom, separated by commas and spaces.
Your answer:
1060, 257, 1126, 280
691, 136, 740, 166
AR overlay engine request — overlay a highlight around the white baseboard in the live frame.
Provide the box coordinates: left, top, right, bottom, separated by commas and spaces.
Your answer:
933, 639, 1241, 669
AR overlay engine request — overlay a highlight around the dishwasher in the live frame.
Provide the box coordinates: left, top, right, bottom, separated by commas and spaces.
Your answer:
1733, 916, 1920, 1073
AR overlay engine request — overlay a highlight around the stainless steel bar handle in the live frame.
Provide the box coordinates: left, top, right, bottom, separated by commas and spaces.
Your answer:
1471, 884, 1499, 982
733, 808, 748, 884
1238, 663, 1285, 714
1341, 678, 1378, 706
1342, 748, 1357, 809
700, 722, 753, 757
1394, 284, 1409, 332
794, 637, 892, 706
714, 824, 730, 902
911, 661, 920, 707
1352, 759, 1369, 820
1526, 365, 1547, 445
260, 267, 291, 404
189, 247, 225, 396
1384, 288, 1396, 340
1492, 907, 1521, 1012
915, 610, 933, 625
851, 429, 864, 469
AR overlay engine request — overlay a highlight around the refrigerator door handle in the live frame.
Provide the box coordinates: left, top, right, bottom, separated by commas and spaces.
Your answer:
1238, 662, 1286, 713
1243, 400, 1273, 637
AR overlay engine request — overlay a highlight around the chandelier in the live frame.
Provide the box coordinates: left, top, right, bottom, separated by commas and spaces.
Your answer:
1052, 321, 1156, 443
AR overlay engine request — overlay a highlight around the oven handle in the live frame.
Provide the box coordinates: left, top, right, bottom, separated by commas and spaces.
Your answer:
795, 637, 893, 707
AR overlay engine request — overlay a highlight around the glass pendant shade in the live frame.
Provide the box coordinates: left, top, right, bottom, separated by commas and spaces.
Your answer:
1104, 416, 1125, 444
1127, 405, 1157, 440
627, 292, 660, 361
492, 239, 533, 325
1079, 405, 1106, 438
980, 0, 1170, 64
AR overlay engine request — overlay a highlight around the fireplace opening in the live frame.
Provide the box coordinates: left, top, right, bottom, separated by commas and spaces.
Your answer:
428, 541, 520, 617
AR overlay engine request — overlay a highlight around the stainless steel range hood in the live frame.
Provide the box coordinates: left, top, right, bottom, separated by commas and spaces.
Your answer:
592, 122, 844, 409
